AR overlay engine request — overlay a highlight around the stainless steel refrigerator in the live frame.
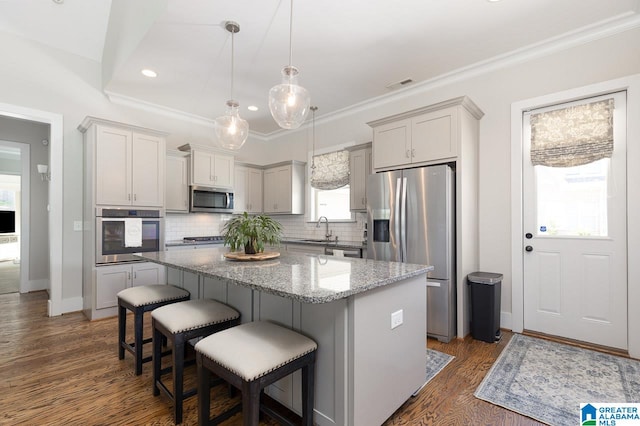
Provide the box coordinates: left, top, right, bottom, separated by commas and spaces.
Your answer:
367, 164, 456, 342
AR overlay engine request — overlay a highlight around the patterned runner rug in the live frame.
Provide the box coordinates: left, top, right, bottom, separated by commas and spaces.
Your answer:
474, 334, 640, 426
426, 348, 454, 384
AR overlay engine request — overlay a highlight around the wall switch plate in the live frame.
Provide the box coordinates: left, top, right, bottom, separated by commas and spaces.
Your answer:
391, 309, 403, 329
73, 221, 83, 231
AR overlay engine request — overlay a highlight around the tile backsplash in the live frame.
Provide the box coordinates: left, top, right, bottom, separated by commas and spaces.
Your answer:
165, 212, 367, 243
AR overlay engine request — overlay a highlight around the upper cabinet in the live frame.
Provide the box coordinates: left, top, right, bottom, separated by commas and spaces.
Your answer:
190, 149, 234, 189
263, 161, 305, 214
368, 96, 483, 171
348, 143, 372, 211
234, 165, 263, 214
166, 152, 189, 213
79, 117, 167, 208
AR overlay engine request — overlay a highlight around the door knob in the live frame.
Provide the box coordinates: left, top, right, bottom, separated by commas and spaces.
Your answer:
525, 233, 533, 239
525, 245, 533, 252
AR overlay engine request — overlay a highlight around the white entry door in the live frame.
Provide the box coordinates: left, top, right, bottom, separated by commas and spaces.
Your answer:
523, 92, 627, 350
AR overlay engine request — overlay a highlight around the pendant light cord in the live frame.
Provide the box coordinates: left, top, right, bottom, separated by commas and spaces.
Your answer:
230, 27, 235, 100
288, 0, 293, 68
311, 106, 317, 168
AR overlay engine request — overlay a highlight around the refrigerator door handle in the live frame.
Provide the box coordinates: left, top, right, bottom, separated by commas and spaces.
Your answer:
400, 176, 407, 262
427, 281, 442, 287
395, 177, 402, 260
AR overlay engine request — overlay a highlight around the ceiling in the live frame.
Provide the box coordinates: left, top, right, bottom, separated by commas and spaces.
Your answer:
1, 0, 639, 137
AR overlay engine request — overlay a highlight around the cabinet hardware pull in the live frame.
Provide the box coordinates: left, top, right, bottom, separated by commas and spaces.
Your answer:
406, 150, 410, 158
411, 149, 415, 157
128, 194, 131, 201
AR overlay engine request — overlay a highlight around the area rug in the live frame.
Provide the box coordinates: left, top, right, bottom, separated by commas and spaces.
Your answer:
426, 348, 454, 384
474, 334, 640, 426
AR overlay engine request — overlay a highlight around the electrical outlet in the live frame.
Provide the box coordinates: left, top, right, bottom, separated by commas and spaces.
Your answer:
73, 221, 83, 231
391, 309, 403, 329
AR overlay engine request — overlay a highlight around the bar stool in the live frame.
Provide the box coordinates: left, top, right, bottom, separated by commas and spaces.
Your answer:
117, 284, 190, 375
195, 321, 317, 426
152, 299, 240, 424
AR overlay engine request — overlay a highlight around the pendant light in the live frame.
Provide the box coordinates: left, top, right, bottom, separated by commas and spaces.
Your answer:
215, 21, 248, 150
268, 0, 310, 130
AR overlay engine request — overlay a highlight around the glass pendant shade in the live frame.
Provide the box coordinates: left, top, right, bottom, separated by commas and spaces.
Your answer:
269, 66, 310, 130
215, 100, 248, 150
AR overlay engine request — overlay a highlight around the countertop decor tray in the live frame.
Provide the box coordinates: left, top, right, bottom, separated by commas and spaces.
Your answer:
223, 251, 280, 261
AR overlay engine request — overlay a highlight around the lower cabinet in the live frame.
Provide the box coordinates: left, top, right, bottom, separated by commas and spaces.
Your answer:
92, 262, 167, 316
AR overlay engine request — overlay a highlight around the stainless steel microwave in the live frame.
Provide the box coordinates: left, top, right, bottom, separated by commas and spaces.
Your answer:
190, 186, 234, 213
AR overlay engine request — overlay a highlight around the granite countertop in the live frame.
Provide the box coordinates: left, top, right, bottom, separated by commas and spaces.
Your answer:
166, 238, 366, 249
137, 247, 430, 304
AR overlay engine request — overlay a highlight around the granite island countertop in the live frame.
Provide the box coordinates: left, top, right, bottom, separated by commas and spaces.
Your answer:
137, 247, 431, 304
165, 238, 365, 250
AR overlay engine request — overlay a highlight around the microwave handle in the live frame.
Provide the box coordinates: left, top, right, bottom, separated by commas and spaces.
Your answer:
226, 193, 232, 209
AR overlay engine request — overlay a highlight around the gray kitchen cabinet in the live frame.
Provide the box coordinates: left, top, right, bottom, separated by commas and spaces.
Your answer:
94, 262, 166, 313
348, 143, 372, 211
166, 266, 200, 299
190, 149, 234, 189
166, 152, 189, 212
262, 161, 305, 214
80, 118, 166, 207
234, 164, 263, 214
370, 97, 482, 170
285, 243, 326, 255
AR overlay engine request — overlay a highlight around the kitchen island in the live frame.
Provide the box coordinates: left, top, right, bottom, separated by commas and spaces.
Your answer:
138, 248, 431, 426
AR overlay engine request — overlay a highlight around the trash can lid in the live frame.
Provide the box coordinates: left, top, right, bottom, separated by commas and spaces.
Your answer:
468, 271, 503, 284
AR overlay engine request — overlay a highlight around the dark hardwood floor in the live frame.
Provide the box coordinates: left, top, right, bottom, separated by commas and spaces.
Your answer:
0, 291, 543, 425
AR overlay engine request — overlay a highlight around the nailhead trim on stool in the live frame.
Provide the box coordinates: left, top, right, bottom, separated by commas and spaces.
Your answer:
195, 321, 317, 426
152, 299, 240, 425
117, 285, 190, 375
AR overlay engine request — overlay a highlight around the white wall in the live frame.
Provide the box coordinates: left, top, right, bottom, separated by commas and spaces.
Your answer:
0, 25, 638, 317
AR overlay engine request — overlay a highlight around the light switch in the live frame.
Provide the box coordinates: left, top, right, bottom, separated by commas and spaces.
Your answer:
73, 221, 83, 231
391, 309, 403, 329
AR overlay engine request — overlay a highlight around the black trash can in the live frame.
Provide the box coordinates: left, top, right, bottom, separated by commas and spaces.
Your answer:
468, 272, 503, 343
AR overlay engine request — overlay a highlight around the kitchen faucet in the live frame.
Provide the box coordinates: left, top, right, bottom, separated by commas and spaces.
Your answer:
316, 216, 332, 241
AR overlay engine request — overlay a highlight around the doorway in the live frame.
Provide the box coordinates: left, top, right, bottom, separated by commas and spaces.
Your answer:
522, 92, 627, 349
510, 75, 640, 359
0, 173, 21, 294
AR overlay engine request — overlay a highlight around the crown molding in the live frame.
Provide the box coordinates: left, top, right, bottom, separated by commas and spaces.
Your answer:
104, 11, 640, 141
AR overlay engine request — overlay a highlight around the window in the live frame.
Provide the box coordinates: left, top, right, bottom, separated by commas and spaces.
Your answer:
311, 186, 352, 221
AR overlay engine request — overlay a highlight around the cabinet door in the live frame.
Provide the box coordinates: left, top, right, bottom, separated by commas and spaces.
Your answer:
412, 109, 457, 163
213, 154, 234, 188
95, 264, 131, 309
372, 118, 411, 169
263, 168, 278, 213
233, 166, 248, 213
247, 167, 263, 213
132, 262, 166, 286
191, 150, 213, 186
166, 156, 189, 212
95, 125, 132, 206
132, 132, 164, 206
349, 148, 371, 211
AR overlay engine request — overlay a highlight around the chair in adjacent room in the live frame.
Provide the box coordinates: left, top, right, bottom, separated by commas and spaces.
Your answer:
151, 298, 240, 424
117, 284, 191, 375
195, 320, 317, 426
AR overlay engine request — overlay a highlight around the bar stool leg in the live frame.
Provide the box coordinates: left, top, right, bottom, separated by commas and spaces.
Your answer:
153, 325, 162, 397
302, 359, 315, 426
197, 356, 211, 426
243, 380, 261, 426
118, 305, 126, 360
173, 337, 185, 424
134, 308, 144, 375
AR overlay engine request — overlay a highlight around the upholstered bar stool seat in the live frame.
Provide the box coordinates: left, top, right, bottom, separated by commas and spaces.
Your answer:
152, 299, 240, 424
195, 321, 317, 426
117, 285, 190, 375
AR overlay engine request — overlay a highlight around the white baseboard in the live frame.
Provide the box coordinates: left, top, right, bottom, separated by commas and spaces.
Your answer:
501, 311, 513, 331
62, 296, 83, 314
24, 278, 48, 292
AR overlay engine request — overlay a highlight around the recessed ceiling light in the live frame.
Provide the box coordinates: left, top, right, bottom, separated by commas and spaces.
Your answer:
247, 105, 259, 112
141, 69, 157, 78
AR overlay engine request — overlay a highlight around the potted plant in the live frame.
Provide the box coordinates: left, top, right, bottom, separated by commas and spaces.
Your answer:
222, 212, 283, 254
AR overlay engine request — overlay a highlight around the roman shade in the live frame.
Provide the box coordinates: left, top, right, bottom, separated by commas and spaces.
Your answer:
530, 98, 614, 167
310, 150, 350, 190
